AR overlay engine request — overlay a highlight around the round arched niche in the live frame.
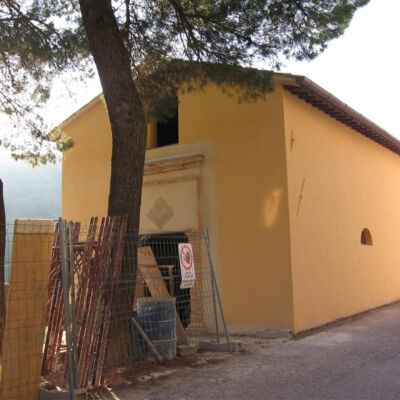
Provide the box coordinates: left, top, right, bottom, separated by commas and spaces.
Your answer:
361, 228, 373, 246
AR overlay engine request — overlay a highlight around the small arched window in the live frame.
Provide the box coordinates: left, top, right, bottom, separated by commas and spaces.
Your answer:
361, 228, 373, 246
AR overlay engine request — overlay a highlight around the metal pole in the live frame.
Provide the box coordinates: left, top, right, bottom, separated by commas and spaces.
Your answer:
211, 275, 220, 343
204, 229, 220, 342
131, 316, 163, 363
68, 221, 79, 389
204, 230, 232, 353
206, 231, 219, 343
59, 219, 75, 400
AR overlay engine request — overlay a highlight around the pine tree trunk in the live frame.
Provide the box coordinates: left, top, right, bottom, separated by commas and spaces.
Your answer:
0, 178, 6, 353
79, 0, 147, 367
78, 0, 147, 234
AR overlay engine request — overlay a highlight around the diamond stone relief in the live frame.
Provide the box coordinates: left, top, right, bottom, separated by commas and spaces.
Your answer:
147, 196, 175, 229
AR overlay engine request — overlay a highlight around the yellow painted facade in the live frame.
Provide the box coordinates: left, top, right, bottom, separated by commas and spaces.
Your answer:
62, 99, 158, 224
62, 77, 400, 333
178, 84, 294, 330
62, 98, 111, 223
283, 90, 400, 332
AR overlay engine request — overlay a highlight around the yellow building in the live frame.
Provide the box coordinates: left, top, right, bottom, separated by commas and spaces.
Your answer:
61, 72, 400, 334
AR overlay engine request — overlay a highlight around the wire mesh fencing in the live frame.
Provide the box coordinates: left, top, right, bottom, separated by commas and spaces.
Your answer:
0, 217, 229, 399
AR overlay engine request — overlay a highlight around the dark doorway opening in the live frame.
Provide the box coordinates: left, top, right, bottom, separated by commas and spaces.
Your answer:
156, 108, 178, 147
141, 232, 191, 328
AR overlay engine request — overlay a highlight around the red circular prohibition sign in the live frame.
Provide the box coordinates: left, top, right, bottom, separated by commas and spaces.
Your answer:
180, 244, 193, 270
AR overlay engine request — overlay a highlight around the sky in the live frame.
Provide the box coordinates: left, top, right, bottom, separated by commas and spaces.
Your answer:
281, 0, 400, 138
40, 0, 400, 140
1, 0, 399, 155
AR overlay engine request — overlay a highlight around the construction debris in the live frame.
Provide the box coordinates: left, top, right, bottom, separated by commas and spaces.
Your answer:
177, 344, 197, 357
198, 341, 242, 353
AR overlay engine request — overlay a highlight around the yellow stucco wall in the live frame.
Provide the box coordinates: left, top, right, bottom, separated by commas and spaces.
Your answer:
178, 83, 294, 329
62, 99, 111, 224
62, 79, 400, 333
62, 99, 157, 225
62, 83, 295, 330
283, 90, 400, 333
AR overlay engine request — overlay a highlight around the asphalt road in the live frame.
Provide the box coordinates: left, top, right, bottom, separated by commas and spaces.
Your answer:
115, 302, 400, 400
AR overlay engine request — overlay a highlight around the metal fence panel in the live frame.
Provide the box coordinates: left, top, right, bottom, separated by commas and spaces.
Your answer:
0, 218, 228, 397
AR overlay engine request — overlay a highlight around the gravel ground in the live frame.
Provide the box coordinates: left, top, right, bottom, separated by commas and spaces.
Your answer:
101, 302, 400, 400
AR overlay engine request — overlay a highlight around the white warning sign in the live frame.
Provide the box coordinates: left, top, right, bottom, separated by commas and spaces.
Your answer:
178, 243, 195, 289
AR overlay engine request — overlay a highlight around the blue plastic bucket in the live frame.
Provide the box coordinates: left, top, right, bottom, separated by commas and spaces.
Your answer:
137, 297, 176, 359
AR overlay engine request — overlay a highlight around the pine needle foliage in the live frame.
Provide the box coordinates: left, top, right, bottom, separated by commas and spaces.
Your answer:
0, 0, 369, 164
0, 0, 90, 165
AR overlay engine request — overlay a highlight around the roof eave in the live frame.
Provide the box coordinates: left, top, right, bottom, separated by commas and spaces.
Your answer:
281, 75, 400, 156
57, 72, 400, 158
59, 94, 104, 130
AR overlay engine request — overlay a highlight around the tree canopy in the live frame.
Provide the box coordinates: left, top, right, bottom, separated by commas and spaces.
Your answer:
0, 0, 90, 164
0, 0, 369, 165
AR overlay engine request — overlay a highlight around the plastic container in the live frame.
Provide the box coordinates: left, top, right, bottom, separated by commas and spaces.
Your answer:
137, 297, 176, 359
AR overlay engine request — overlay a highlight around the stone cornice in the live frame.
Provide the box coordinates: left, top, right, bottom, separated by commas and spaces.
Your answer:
144, 154, 205, 176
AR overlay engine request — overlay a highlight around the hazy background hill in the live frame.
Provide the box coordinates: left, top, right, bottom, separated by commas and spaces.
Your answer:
0, 151, 61, 280
0, 151, 61, 224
